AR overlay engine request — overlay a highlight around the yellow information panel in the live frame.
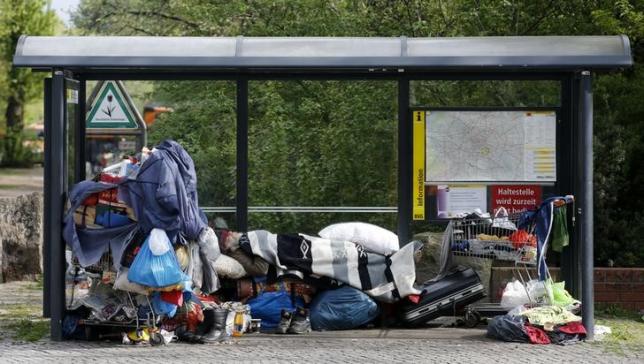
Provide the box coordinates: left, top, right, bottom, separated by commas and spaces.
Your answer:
413, 111, 425, 220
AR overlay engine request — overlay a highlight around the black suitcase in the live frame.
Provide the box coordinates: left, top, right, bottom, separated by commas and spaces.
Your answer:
398, 267, 485, 326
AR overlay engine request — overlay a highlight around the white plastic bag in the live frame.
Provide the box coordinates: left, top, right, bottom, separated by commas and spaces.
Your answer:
491, 207, 517, 231
500, 280, 530, 309
198, 227, 221, 262
526, 279, 548, 303
148, 228, 171, 256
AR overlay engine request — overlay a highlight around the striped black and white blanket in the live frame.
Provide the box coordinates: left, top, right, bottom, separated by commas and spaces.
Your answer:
240, 230, 420, 303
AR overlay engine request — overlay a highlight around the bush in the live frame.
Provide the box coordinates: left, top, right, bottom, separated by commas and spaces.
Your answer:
0, 132, 39, 168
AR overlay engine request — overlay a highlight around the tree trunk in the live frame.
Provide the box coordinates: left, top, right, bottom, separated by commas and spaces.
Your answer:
5, 94, 24, 133
3, 88, 26, 166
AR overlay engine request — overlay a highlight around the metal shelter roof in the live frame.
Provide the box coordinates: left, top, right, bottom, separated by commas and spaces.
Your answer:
14, 35, 632, 71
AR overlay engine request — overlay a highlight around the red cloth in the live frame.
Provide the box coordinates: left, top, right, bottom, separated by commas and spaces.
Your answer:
525, 324, 551, 344
161, 290, 184, 307
407, 294, 421, 304
97, 174, 123, 203
98, 189, 119, 203
82, 194, 99, 206
99, 174, 124, 184
558, 322, 586, 335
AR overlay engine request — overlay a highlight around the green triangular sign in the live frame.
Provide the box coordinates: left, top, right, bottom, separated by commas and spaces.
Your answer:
86, 82, 138, 129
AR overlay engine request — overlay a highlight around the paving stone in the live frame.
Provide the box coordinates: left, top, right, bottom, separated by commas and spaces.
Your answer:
0, 281, 642, 363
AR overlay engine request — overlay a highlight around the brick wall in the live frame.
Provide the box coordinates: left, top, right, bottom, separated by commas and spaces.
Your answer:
594, 268, 644, 311
490, 267, 644, 312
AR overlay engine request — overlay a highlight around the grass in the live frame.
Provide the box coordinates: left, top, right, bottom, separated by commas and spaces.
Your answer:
26, 275, 44, 291
593, 304, 644, 356
0, 301, 48, 343
0, 184, 23, 189
0, 303, 42, 320
7, 319, 49, 342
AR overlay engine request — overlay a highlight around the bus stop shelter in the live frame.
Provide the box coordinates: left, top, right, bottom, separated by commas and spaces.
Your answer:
13, 35, 632, 341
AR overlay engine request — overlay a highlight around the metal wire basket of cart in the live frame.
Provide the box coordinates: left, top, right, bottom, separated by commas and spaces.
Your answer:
450, 207, 538, 266
450, 197, 575, 327
66, 249, 161, 341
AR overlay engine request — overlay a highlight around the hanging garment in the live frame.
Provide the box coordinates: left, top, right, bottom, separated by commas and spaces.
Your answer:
121, 140, 207, 242
239, 230, 420, 303
63, 180, 137, 268
518, 196, 574, 280
551, 207, 569, 253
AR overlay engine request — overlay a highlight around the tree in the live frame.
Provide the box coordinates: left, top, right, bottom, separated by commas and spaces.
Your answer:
72, 0, 644, 266
0, 0, 56, 166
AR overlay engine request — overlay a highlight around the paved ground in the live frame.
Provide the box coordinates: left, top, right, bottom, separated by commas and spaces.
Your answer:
0, 168, 43, 198
0, 282, 642, 363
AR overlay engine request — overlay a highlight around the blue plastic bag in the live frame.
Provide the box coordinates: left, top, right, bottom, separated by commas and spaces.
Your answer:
128, 228, 188, 288
151, 292, 178, 318
310, 286, 379, 331
248, 290, 303, 330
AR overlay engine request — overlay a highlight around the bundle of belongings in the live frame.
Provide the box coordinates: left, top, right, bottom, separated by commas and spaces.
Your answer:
63, 140, 426, 344
487, 305, 586, 345
489, 268, 585, 346
484, 196, 585, 345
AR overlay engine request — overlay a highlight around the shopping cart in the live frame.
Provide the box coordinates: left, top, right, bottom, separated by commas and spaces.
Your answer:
450, 197, 574, 327
450, 207, 538, 265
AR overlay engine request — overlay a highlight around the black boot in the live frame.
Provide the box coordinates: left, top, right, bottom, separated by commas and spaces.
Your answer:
176, 325, 205, 344
203, 308, 229, 343
197, 308, 215, 336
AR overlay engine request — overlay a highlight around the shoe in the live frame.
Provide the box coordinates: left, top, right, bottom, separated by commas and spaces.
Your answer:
287, 307, 311, 334
275, 309, 293, 334
176, 325, 205, 344
203, 308, 229, 343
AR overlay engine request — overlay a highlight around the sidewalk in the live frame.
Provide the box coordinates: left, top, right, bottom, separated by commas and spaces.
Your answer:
0, 282, 641, 363
0, 168, 43, 199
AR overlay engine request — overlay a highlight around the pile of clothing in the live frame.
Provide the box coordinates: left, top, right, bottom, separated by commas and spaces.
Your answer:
63, 140, 421, 344
487, 305, 587, 345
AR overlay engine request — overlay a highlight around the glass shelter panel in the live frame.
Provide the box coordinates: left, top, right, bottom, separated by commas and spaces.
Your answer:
83, 80, 238, 229
248, 80, 398, 234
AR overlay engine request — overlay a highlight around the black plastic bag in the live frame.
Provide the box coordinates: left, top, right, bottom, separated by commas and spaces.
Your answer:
486, 315, 530, 343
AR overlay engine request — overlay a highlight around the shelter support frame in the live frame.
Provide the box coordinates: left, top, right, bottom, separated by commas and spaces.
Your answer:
43, 69, 592, 341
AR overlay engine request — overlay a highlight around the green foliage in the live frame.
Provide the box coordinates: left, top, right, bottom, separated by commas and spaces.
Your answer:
0, 0, 56, 166
0, 131, 36, 167
72, 0, 644, 265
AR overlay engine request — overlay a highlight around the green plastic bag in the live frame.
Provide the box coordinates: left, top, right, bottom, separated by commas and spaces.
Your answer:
546, 279, 576, 307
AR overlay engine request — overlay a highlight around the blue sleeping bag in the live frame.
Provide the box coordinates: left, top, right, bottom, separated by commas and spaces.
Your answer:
310, 286, 380, 331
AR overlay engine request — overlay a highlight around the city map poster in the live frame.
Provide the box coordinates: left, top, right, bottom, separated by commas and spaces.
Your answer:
425, 110, 556, 183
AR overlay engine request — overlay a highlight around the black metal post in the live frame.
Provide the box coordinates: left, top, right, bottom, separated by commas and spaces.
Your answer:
42, 78, 52, 318
397, 77, 411, 246
50, 70, 67, 341
559, 75, 578, 297
580, 71, 594, 339
236, 79, 249, 231
572, 75, 583, 298
74, 78, 86, 182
